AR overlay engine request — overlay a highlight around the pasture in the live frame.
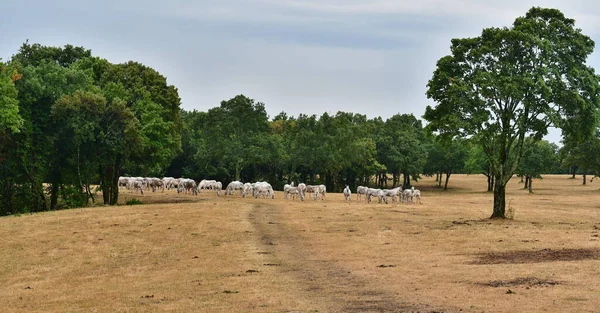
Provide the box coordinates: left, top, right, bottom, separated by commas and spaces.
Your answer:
1, 174, 600, 312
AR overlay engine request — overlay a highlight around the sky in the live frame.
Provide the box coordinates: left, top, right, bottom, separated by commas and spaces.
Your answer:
3, 1, 600, 144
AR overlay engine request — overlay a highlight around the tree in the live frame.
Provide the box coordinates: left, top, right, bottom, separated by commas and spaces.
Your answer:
95, 60, 182, 177
463, 145, 495, 192
10, 55, 95, 212
51, 91, 140, 206
0, 61, 23, 134
425, 137, 469, 190
516, 139, 558, 193
562, 133, 600, 184
375, 114, 428, 189
424, 7, 600, 218
0, 61, 24, 215
185, 95, 272, 183
74, 57, 182, 203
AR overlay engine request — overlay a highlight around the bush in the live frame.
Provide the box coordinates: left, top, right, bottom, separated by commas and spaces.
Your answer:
126, 199, 143, 205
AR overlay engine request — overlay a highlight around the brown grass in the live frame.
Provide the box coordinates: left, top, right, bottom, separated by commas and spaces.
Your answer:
2, 174, 600, 312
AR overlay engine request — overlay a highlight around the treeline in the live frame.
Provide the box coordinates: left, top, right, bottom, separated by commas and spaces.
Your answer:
0, 42, 581, 216
166, 96, 565, 193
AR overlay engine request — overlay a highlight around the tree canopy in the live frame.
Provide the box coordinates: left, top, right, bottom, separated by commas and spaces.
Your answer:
0, 42, 181, 214
424, 7, 600, 218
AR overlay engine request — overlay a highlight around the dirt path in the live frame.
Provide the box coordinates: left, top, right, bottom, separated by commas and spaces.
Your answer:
248, 202, 455, 313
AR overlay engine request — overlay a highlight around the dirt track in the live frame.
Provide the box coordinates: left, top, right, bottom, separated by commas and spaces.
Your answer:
249, 202, 454, 312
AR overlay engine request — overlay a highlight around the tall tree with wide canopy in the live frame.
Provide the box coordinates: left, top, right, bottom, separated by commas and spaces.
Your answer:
424, 7, 600, 218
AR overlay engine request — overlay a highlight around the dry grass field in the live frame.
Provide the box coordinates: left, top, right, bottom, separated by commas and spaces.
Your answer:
1, 174, 600, 312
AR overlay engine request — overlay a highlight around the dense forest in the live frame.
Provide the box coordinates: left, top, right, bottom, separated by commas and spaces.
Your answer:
0, 37, 597, 216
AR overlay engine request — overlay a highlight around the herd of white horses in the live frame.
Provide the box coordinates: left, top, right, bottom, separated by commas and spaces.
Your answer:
118, 176, 422, 204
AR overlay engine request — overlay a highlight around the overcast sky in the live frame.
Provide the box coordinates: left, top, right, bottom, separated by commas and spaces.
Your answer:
3, 1, 600, 144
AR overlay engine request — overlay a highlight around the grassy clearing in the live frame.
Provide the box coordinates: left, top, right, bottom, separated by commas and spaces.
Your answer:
1, 174, 600, 312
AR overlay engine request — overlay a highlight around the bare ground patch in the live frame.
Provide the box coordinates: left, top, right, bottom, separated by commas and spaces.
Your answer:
479, 277, 562, 288
470, 248, 600, 264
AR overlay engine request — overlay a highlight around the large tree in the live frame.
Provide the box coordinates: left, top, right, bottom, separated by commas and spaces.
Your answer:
424, 7, 600, 218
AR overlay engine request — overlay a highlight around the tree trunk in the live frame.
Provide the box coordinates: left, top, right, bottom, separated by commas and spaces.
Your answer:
444, 172, 451, 190
485, 174, 494, 192
572, 165, 578, 179
583, 172, 587, 185
403, 172, 411, 189
490, 179, 506, 219
50, 182, 59, 210
519, 175, 524, 183
101, 164, 109, 205
438, 172, 443, 188
528, 176, 533, 194
110, 158, 120, 205
86, 183, 94, 204
235, 161, 241, 182
523, 176, 529, 189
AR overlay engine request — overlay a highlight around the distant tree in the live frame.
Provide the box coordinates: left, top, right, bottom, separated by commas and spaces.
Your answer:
463, 145, 495, 192
424, 137, 469, 190
424, 7, 600, 218
516, 139, 559, 193
186, 95, 272, 183
376, 114, 428, 189
562, 133, 600, 184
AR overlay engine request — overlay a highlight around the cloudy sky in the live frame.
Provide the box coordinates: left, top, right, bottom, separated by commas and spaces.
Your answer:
3, 1, 600, 143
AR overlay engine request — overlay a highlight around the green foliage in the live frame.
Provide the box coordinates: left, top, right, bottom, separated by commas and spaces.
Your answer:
561, 133, 600, 178
126, 198, 143, 205
170, 98, 427, 192
0, 42, 181, 215
97, 61, 182, 176
0, 61, 23, 134
57, 185, 89, 209
424, 136, 469, 189
517, 139, 559, 180
424, 7, 600, 218
375, 114, 429, 188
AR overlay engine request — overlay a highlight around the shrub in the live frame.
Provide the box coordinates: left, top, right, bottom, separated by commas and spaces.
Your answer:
126, 199, 143, 205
